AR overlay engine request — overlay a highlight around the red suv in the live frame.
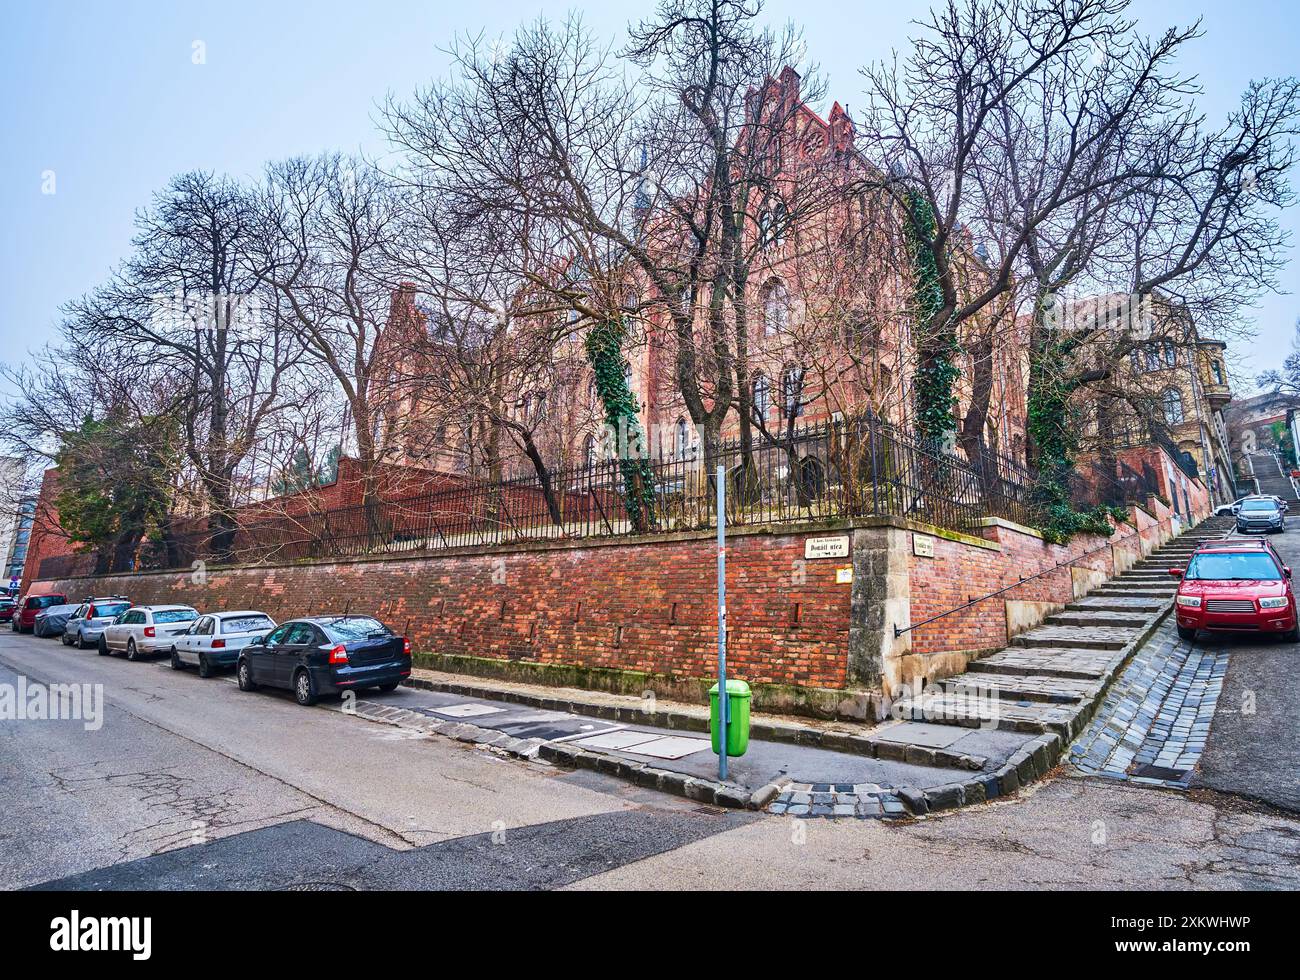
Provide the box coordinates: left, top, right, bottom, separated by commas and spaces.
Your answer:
1171, 544, 1298, 642
11, 592, 69, 634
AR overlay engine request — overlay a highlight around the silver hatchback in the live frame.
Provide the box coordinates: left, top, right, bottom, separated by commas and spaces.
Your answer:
99, 604, 199, 661
61, 597, 132, 649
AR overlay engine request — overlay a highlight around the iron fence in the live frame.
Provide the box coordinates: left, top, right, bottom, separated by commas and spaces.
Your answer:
38, 413, 1140, 578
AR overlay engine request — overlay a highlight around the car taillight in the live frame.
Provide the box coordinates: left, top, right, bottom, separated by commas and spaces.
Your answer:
328, 644, 349, 665
144, 626, 156, 637
402, 637, 411, 655
211, 639, 226, 648
87, 606, 95, 618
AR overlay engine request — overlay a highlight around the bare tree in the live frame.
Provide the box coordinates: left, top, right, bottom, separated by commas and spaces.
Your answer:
257, 154, 406, 514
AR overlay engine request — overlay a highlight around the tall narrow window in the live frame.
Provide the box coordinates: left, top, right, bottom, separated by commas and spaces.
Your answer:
1162, 388, 1185, 425
782, 365, 805, 418
752, 373, 771, 419
761, 281, 790, 337
675, 417, 690, 460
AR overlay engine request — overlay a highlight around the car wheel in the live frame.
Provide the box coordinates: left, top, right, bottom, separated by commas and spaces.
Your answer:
170, 647, 183, 670
377, 681, 399, 693
237, 660, 258, 692
126, 638, 140, 662
77, 632, 89, 650
1282, 628, 1299, 644
60, 631, 70, 646
293, 669, 317, 706
1177, 625, 1196, 642
97, 635, 110, 656
198, 654, 212, 679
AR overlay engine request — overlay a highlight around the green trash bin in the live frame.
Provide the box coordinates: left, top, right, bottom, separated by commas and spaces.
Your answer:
709, 679, 752, 757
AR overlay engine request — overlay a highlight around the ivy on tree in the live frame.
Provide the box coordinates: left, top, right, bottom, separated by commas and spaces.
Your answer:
584, 317, 657, 534
904, 189, 959, 446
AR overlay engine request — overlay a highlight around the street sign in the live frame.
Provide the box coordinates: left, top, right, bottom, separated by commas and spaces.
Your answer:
805, 535, 849, 559
913, 534, 935, 558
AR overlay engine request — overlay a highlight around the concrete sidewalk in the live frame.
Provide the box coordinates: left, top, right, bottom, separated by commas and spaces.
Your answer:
351, 680, 1044, 817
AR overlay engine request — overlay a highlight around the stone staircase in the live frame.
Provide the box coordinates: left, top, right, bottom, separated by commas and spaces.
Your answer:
886, 516, 1235, 745
1248, 452, 1300, 505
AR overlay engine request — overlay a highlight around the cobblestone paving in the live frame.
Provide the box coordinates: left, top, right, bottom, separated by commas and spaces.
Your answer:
768, 782, 909, 819
1069, 619, 1228, 788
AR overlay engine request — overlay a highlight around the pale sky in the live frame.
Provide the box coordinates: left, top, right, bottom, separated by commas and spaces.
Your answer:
2, 0, 1296, 395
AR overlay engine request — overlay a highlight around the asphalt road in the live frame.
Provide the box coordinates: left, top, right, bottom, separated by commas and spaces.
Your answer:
1194, 515, 1300, 811
1, 606, 1298, 890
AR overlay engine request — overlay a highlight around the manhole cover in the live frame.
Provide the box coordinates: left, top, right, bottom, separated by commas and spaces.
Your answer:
280, 881, 357, 892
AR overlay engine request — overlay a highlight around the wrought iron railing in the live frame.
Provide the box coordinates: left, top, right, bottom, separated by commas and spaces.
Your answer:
36, 413, 1138, 578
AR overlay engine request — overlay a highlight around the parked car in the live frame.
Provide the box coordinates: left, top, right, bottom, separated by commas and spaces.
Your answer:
236, 615, 412, 706
1171, 544, 1298, 642
170, 610, 277, 677
12, 592, 69, 633
32, 603, 81, 638
98, 604, 199, 660
1215, 496, 1251, 516
1236, 496, 1286, 534
1195, 537, 1282, 563
60, 597, 133, 648
0, 597, 16, 624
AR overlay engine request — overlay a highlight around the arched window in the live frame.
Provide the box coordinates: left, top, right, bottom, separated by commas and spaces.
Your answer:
1163, 341, 1178, 367
675, 417, 690, 460
782, 364, 805, 418
583, 434, 597, 470
761, 281, 790, 337
752, 373, 771, 419
1162, 388, 1185, 425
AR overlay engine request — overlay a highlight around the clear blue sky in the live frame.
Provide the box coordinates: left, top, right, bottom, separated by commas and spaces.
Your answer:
2, 0, 1296, 393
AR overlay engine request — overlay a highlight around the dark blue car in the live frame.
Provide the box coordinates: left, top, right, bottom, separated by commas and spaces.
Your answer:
236, 615, 412, 706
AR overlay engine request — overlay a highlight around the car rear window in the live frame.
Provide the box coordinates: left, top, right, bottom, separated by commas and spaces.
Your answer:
153, 609, 198, 624
1185, 552, 1283, 581
321, 617, 392, 642
221, 614, 274, 634
28, 595, 67, 609
89, 601, 130, 618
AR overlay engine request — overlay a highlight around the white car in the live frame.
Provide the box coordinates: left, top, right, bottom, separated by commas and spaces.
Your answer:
169, 610, 277, 677
99, 604, 199, 661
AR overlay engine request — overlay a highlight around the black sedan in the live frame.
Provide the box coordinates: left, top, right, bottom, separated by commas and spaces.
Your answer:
32, 603, 82, 638
236, 615, 412, 706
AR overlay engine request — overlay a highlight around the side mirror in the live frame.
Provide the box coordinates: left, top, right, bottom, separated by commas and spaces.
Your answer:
1167, 567, 1183, 578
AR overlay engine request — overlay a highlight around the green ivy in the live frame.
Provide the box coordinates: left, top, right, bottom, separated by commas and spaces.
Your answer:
585, 317, 657, 534
1026, 326, 1132, 542
903, 189, 958, 444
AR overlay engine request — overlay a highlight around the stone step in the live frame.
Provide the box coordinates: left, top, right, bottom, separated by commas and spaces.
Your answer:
967, 646, 1120, 680
856, 721, 994, 770
1092, 585, 1175, 597
1068, 596, 1164, 613
1012, 625, 1134, 650
892, 693, 1078, 736
1046, 610, 1149, 628
938, 672, 1099, 704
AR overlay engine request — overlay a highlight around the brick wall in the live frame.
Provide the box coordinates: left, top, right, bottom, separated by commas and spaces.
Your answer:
33, 527, 856, 692
31, 508, 1184, 711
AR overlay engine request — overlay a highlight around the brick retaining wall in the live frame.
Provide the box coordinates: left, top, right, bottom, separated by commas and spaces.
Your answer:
30, 507, 1178, 716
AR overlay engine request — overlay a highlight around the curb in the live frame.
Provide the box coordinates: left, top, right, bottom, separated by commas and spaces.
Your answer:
402, 675, 898, 757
